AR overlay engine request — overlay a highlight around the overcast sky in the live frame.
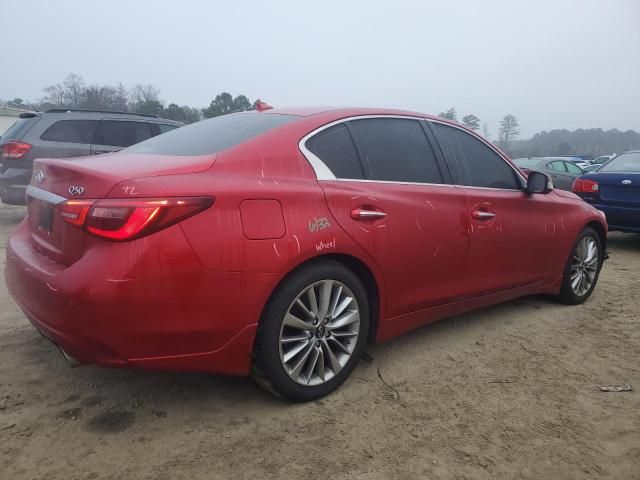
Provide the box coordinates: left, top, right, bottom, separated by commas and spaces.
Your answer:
1, 0, 638, 137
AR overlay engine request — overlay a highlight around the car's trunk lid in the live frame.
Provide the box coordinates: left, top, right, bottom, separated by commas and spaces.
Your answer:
27, 152, 215, 265
595, 173, 640, 205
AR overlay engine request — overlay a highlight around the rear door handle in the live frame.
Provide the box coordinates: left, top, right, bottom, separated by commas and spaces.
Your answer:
471, 210, 496, 220
350, 207, 387, 220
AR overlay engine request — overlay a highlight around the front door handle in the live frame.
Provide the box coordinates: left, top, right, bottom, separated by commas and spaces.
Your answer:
350, 207, 387, 220
471, 210, 496, 221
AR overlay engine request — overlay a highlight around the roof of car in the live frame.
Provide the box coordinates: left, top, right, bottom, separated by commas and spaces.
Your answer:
261, 106, 444, 121
31, 109, 183, 125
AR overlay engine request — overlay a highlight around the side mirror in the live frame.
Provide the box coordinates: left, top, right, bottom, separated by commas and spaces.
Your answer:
525, 171, 553, 194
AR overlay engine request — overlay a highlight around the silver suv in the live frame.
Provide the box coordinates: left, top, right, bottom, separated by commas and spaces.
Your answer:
0, 109, 182, 204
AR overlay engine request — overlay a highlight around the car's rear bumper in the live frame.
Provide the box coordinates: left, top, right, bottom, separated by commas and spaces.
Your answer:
591, 202, 640, 233
0, 167, 30, 204
4, 220, 274, 375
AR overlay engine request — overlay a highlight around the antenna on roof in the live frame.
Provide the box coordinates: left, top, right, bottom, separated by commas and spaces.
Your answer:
254, 100, 273, 112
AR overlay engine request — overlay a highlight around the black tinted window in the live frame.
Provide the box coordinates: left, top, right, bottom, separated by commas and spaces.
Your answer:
431, 123, 519, 189
95, 121, 153, 147
348, 118, 443, 183
127, 113, 297, 156
305, 124, 363, 179
40, 120, 98, 144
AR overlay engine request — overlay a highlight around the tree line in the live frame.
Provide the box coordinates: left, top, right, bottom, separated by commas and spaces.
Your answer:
437, 107, 520, 149
3, 75, 638, 156
1, 73, 257, 124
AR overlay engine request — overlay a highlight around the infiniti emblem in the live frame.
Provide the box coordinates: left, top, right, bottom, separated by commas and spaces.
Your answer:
35, 170, 45, 184
622, 179, 632, 185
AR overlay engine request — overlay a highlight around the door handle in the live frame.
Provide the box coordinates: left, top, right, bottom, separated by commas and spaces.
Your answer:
350, 207, 387, 220
471, 210, 496, 220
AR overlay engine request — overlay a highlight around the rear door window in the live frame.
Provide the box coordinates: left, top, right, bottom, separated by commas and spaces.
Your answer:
94, 120, 154, 147
548, 161, 567, 172
348, 118, 443, 183
40, 120, 98, 144
565, 162, 583, 174
431, 122, 520, 190
305, 124, 364, 179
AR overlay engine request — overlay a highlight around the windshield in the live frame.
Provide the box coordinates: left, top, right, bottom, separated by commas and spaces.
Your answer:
126, 112, 298, 156
599, 152, 640, 173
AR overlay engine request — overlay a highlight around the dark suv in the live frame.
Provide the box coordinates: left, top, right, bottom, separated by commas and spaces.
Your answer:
0, 109, 182, 204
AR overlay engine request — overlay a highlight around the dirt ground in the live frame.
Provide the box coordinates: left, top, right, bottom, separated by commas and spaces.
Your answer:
0, 203, 638, 480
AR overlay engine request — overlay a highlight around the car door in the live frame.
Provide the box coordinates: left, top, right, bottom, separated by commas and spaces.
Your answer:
547, 161, 573, 190
305, 117, 470, 317
91, 119, 154, 155
38, 119, 97, 158
429, 121, 557, 296
564, 161, 584, 187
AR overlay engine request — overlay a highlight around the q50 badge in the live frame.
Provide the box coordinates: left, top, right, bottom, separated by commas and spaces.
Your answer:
68, 185, 85, 196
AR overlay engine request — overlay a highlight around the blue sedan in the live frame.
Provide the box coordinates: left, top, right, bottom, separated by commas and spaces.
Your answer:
572, 151, 640, 233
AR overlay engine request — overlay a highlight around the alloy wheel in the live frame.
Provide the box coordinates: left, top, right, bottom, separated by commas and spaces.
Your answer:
278, 280, 360, 386
570, 236, 599, 296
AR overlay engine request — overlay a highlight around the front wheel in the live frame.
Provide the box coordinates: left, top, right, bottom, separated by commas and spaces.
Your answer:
253, 261, 369, 402
557, 227, 603, 305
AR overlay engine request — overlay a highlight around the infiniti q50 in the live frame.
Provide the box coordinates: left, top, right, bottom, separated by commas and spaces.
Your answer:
5, 106, 607, 401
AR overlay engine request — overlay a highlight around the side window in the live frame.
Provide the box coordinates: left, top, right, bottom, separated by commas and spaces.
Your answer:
40, 120, 98, 144
158, 124, 179, 134
549, 161, 566, 172
305, 124, 364, 179
565, 162, 582, 174
431, 122, 519, 190
348, 118, 443, 183
94, 120, 153, 147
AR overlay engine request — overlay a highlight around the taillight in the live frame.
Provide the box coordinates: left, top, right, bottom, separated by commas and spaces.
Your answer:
1, 141, 32, 159
59, 200, 93, 226
572, 178, 599, 193
59, 197, 213, 241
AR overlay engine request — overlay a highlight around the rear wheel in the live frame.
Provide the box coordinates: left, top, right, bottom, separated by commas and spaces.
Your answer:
253, 261, 369, 402
557, 227, 603, 304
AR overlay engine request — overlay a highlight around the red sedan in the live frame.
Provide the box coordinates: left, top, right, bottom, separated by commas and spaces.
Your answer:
5, 107, 607, 401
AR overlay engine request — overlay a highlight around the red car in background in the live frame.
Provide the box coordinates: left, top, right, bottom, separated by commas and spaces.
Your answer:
5, 107, 607, 401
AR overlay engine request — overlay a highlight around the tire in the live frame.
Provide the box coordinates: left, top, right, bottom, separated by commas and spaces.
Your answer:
557, 226, 603, 305
253, 260, 369, 402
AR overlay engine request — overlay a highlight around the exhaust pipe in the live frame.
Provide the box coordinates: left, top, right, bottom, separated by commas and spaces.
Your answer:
58, 347, 84, 368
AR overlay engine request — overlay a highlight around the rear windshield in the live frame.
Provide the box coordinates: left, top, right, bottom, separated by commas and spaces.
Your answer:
1, 117, 36, 141
599, 152, 640, 173
125, 113, 298, 156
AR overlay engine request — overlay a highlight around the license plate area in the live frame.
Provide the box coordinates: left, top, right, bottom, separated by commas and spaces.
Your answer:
38, 201, 54, 233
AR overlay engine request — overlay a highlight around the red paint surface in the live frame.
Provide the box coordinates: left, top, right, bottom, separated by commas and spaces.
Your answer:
5, 107, 607, 375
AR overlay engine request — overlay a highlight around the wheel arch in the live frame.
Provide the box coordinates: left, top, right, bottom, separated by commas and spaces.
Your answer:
585, 220, 607, 255
255, 253, 383, 345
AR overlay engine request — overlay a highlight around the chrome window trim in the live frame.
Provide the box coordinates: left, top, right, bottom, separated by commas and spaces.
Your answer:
299, 114, 528, 190
26, 185, 67, 204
